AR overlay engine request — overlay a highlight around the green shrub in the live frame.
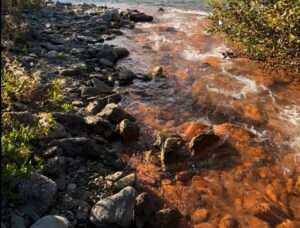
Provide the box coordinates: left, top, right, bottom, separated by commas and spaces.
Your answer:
1, 66, 69, 200
208, 0, 300, 73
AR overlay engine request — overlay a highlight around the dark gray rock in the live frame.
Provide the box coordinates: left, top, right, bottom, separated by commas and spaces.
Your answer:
49, 137, 108, 158
127, 10, 153, 22
60, 63, 87, 76
75, 200, 91, 222
41, 42, 65, 52
135, 192, 157, 228
52, 112, 86, 130
81, 83, 112, 97
117, 119, 140, 142
90, 78, 113, 92
113, 47, 130, 59
90, 186, 137, 228
11, 213, 27, 228
150, 208, 180, 228
102, 9, 120, 22
85, 100, 107, 115
118, 68, 136, 86
18, 173, 57, 215
42, 146, 63, 158
107, 93, 122, 104
84, 115, 114, 138
98, 103, 135, 124
30, 215, 72, 228
44, 156, 66, 177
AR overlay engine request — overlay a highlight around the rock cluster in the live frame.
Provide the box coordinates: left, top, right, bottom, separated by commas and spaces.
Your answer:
1, 2, 157, 228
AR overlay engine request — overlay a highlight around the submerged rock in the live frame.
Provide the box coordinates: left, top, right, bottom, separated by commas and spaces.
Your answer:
189, 131, 221, 158
150, 66, 164, 78
218, 215, 239, 228
155, 133, 184, 170
90, 186, 137, 228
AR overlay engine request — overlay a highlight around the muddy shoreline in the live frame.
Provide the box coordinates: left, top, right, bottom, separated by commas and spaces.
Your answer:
2, 1, 300, 228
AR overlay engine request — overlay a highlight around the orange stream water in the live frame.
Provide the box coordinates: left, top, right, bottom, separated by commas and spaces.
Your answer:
110, 6, 300, 227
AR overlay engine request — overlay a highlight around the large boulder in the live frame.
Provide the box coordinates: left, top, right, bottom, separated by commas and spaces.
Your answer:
30, 215, 71, 228
90, 186, 137, 228
18, 173, 57, 215
98, 103, 135, 124
49, 137, 108, 158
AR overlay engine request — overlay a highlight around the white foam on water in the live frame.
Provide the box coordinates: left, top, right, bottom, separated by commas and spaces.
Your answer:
222, 67, 259, 96
147, 33, 169, 51
168, 8, 209, 16
181, 45, 226, 62
278, 105, 300, 126
204, 66, 261, 99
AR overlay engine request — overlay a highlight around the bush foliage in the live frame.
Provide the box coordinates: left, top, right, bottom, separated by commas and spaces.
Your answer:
209, 0, 300, 73
1, 63, 68, 199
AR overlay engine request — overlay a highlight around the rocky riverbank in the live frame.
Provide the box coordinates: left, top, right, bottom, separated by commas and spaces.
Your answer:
1, 2, 158, 228
2, 1, 300, 228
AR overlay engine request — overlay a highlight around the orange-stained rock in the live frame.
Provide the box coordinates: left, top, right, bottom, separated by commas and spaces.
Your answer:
193, 223, 215, 228
202, 56, 223, 68
161, 181, 204, 216
175, 171, 194, 184
218, 215, 239, 228
265, 184, 279, 202
189, 131, 221, 158
191, 176, 211, 194
178, 121, 209, 141
246, 216, 270, 228
295, 176, 300, 194
252, 202, 290, 226
239, 103, 263, 123
276, 219, 298, 228
191, 208, 209, 224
